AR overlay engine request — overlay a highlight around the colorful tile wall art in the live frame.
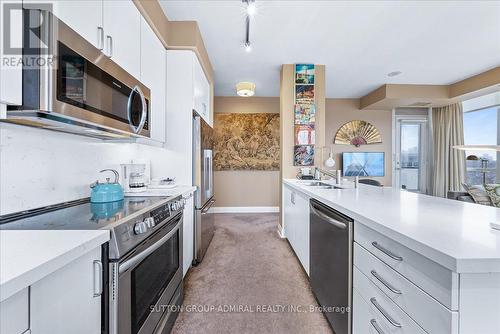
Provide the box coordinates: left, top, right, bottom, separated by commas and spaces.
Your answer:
294, 124, 315, 145
294, 145, 315, 166
295, 85, 315, 104
294, 104, 316, 125
295, 64, 315, 84
294, 64, 316, 166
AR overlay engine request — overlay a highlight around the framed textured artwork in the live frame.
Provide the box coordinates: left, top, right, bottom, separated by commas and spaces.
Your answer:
294, 104, 316, 124
213, 113, 280, 171
294, 145, 315, 166
295, 64, 315, 84
295, 85, 315, 104
294, 124, 315, 145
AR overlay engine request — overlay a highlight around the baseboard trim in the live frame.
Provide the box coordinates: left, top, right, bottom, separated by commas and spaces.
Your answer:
276, 226, 286, 238
211, 206, 279, 213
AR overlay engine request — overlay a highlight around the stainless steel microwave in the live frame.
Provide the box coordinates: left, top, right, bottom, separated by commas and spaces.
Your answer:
3, 9, 150, 139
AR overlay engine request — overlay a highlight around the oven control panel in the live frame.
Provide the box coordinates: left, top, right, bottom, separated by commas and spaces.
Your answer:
149, 197, 184, 226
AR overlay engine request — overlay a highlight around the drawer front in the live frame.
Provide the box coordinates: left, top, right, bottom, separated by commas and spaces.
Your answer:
353, 288, 380, 334
354, 267, 427, 334
355, 222, 458, 310
0, 288, 29, 334
355, 242, 459, 334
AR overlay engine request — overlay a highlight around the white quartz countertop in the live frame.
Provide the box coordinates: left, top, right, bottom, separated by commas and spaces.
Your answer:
0, 230, 109, 302
124, 185, 196, 198
283, 179, 500, 273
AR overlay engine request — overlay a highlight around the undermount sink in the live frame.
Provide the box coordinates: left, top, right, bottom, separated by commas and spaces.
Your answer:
298, 181, 341, 189
297, 181, 323, 186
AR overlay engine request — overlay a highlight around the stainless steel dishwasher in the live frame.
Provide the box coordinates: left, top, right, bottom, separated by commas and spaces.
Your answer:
310, 198, 354, 334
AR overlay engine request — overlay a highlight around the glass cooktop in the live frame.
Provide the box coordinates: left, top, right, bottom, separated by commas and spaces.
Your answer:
0, 197, 169, 230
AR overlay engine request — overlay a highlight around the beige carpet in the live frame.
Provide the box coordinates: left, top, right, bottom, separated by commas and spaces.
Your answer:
171, 213, 333, 334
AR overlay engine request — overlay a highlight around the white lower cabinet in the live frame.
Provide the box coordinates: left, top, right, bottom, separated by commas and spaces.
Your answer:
30, 247, 102, 334
355, 223, 458, 310
0, 246, 102, 334
183, 193, 195, 277
353, 223, 458, 334
353, 266, 427, 334
1, 247, 103, 334
283, 184, 310, 275
354, 242, 458, 334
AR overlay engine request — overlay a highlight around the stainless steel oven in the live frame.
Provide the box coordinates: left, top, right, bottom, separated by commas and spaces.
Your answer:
110, 212, 183, 334
4, 8, 150, 138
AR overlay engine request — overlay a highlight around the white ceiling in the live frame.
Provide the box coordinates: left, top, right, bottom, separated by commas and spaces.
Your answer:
160, 0, 500, 98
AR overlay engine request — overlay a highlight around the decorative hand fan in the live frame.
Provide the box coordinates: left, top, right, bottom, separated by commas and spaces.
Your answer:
334, 120, 382, 147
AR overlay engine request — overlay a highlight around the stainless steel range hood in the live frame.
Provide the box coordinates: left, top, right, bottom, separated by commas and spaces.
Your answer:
2, 110, 137, 140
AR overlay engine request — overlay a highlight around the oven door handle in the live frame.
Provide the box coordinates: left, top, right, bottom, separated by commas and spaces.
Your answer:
119, 220, 181, 274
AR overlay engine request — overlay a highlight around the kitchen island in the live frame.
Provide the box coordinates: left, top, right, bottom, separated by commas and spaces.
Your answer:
282, 178, 500, 334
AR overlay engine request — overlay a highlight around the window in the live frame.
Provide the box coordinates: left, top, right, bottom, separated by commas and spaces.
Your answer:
463, 93, 500, 185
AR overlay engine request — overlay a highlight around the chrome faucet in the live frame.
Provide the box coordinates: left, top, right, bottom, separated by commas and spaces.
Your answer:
314, 168, 337, 181
314, 168, 359, 188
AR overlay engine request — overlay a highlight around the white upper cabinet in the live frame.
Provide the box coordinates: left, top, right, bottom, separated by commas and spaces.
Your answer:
0, 0, 22, 106
24, 1, 141, 79
47, 0, 104, 50
193, 55, 211, 126
140, 17, 167, 144
103, 0, 141, 79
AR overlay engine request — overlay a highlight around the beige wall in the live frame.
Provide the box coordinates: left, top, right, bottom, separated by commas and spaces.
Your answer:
213, 97, 280, 208
360, 66, 500, 110
325, 99, 393, 186
214, 171, 280, 207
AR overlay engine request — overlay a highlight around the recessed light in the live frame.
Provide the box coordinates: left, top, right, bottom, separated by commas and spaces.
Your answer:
247, 2, 257, 16
244, 42, 252, 52
387, 71, 402, 77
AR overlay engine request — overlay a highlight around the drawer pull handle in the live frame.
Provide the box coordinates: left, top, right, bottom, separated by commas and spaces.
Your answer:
371, 270, 402, 295
370, 297, 402, 328
372, 242, 403, 261
370, 319, 386, 334
93, 260, 103, 297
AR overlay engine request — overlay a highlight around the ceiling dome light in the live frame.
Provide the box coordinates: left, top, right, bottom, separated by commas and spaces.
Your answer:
236, 82, 256, 97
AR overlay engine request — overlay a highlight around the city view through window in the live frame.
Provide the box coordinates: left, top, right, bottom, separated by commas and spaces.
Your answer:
463, 106, 498, 185
400, 123, 421, 191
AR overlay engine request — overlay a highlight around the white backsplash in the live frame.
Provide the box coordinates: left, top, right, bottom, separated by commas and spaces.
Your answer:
0, 123, 182, 215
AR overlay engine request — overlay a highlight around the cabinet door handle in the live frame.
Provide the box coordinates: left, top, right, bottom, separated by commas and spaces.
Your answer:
371, 270, 402, 295
106, 35, 113, 58
93, 260, 103, 297
97, 26, 104, 50
372, 241, 403, 261
370, 319, 386, 334
370, 297, 401, 328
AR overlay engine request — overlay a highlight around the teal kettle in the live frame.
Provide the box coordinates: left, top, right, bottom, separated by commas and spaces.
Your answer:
90, 169, 124, 203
